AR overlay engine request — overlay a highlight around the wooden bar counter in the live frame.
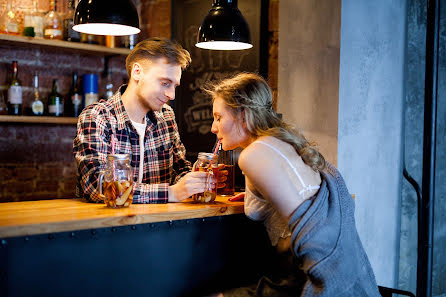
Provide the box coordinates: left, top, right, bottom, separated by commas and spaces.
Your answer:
0, 197, 271, 297
0, 196, 244, 238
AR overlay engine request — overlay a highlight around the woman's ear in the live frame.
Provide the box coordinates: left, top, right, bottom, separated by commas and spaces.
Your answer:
240, 109, 247, 127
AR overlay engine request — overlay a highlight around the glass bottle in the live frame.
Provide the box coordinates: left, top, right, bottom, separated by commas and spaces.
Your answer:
66, 72, 82, 117
44, 0, 63, 40
47, 79, 63, 116
0, 93, 8, 115
98, 154, 134, 208
104, 69, 114, 99
192, 152, 218, 203
24, 0, 44, 38
7, 61, 22, 116
63, 0, 80, 42
30, 72, 44, 116
0, 0, 19, 35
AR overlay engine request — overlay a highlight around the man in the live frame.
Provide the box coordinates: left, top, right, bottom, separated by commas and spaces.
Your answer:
73, 37, 209, 203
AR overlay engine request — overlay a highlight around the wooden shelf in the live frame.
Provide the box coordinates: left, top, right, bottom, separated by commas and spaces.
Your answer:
0, 34, 131, 56
0, 115, 78, 124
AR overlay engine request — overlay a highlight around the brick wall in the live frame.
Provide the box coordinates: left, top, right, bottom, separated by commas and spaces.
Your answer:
0, 0, 277, 202
0, 0, 171, 202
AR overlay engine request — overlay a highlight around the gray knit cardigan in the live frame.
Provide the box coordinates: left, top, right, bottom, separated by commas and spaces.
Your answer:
288, 162, 382, 297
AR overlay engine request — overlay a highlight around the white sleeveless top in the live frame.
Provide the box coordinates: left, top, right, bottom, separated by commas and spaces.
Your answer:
244, 140, 321, 246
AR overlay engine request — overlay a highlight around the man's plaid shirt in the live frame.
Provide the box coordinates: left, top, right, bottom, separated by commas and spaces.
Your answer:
73, 85, 192, 203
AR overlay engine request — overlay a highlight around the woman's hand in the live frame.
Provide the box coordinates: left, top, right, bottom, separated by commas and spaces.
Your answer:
228, 192, 245, 202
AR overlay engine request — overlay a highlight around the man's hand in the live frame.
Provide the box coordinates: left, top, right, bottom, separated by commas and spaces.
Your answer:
168, 171, 208, 202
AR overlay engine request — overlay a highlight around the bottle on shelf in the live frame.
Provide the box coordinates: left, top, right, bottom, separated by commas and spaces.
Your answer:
47, 79, 64, 116
7, 61, 22, 115
66, 71, 83, 117
23, 0, 44, 38
30, 72, 44, 116
83, 74, 98, 107
63, 0, 80, 42
81, 33, 99, 45
44, 0, 63, 40
0, 93, 8, 115
0, 0, 19, 35
104, 69, 114, 99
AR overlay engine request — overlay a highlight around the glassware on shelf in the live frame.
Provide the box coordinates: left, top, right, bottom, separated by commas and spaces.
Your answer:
44, 0, 63, 40
0, 93, 8, 115
0, 0, 19, 35
30, 72, 44, 116
63, 0, 80, 42
47, 79, 63, 116
7, 61, 22, 115
23, 0, 44, 38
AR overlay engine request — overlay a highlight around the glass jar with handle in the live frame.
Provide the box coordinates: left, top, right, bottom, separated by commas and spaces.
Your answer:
98, 154, 134, 208
192, 152, 218, 203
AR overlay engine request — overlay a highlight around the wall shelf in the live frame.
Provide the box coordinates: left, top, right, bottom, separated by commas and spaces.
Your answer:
0, 34, 130, 56
0, 115, 78, 125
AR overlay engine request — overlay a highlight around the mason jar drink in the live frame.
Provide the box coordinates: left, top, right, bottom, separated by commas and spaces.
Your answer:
98, 154, 133, 208
192, 152, 218, 203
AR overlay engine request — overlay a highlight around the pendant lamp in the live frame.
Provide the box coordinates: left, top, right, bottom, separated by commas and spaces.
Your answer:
73, 0, 140, 36
196, 0, 252, 50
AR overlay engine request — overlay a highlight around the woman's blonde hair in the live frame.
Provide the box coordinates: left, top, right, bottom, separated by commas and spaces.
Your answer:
207, 72, 326, 171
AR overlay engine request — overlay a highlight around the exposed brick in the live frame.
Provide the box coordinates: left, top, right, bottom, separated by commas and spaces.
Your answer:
61, 179, 76, 196
4, 181, 35, 194
0, 125, 15, 141
35, 180, 59, 192
62, 164, 76, 177
38, 164, 65, 179
0, 166, 13, 181
14, 165, 39, 181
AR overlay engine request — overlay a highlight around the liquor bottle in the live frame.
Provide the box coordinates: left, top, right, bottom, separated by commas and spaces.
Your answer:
63, 0, 80, 42
0, 0, 19, 35
30, 72, 44, 116
104, 69, 114, 99
66, 72, 83, 117
48, 79, 63, 116
0, 93, 8, 115
83, 74, 98, 107
23, 0, 44, 38
44, 0, 63, 40
7, 61, 22, 115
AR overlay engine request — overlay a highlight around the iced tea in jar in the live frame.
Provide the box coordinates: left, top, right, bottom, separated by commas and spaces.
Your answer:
192, 152, 218, 203
98, 154, 133, 208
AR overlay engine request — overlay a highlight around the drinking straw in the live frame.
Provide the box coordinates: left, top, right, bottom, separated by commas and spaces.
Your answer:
111, 134, 115, 154
213, 139, 221, 157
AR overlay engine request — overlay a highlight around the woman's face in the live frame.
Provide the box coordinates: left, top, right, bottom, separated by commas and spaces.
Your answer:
211, 96, 252, 150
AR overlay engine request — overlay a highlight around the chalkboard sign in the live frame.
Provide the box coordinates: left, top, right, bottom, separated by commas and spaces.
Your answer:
172, 0, 263, 160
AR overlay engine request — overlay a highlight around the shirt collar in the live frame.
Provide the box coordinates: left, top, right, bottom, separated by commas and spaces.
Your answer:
112, 84, 160, 130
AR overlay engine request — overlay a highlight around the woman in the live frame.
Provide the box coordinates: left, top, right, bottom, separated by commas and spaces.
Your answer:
208, 73, 380, 297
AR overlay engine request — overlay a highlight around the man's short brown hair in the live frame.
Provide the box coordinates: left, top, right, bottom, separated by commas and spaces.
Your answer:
125, 37, 191, 77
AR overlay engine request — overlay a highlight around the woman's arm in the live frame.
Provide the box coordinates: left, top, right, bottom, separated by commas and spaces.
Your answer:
238, 142, 306, 219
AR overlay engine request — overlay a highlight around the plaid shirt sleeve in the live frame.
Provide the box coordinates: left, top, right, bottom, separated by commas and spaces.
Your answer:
73, 103, 112, 203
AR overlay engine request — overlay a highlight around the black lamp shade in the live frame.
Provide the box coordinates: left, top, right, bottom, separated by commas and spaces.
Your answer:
73, 0, 140, 36
196, 0, 252, 50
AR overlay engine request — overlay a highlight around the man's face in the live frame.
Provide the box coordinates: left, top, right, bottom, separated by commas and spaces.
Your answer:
135, 57, 182, 112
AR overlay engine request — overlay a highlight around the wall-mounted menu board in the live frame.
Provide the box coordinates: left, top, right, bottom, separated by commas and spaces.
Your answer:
172, 0, 264, 160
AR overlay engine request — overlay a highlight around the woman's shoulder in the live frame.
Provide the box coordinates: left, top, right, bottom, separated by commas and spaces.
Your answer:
239, 137, 281, 169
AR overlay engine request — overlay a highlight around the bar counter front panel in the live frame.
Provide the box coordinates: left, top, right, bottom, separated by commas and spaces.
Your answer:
0, 197, 274, 297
